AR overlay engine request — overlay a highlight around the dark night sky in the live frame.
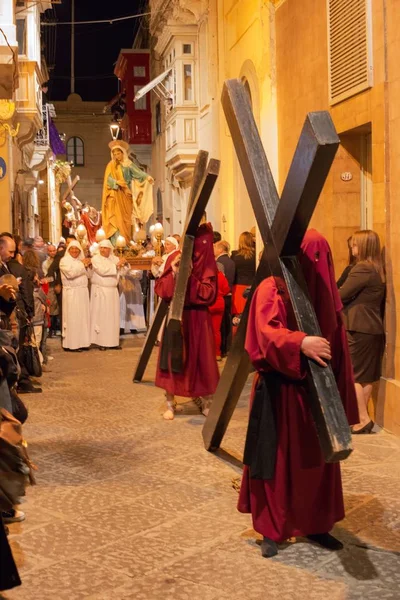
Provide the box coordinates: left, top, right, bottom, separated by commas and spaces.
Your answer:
42, 0, 146, 103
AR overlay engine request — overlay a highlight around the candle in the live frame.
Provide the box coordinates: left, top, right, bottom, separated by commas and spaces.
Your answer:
95, 228, 106, 242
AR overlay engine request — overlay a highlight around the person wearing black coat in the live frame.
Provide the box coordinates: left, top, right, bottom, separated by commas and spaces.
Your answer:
0, 517, 21, 592
0, 237, 17, 329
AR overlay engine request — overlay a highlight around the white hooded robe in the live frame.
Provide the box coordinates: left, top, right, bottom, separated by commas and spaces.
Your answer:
90, 252, 120, 347
60, 242, 90, 350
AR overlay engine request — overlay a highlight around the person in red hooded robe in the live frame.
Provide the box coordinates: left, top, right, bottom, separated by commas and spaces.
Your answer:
209, 265, 230, 360
238, 229, 359, 558
155, 220, 219, 419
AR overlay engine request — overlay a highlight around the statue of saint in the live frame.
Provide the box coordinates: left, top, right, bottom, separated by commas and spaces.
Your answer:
101, 140, 153, 245
79, 206, 102, 245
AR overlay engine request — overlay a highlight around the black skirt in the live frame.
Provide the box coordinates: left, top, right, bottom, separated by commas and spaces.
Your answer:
0, 518, 21, 591
346, 331, 385, 384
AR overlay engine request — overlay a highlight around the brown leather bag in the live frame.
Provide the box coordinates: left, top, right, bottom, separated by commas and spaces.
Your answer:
0, 409, 37, 511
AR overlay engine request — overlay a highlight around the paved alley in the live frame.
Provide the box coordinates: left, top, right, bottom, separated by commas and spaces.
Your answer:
4, 336, 400, 600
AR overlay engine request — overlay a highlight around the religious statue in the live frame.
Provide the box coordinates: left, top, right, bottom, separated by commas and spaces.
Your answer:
101, 140, 154, 245
79, 206, 102, 245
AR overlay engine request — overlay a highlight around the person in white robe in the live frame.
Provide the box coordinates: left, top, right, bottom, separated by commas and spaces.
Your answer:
59, 241, 90, 351
119, 267, 146, 333
90, 240, 123, 350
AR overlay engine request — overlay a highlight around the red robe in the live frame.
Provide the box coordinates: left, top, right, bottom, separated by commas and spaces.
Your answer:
79, 212, 102, 245
238, 230, 358, 542
155, 223, 219, 398
209, 270, 230, 358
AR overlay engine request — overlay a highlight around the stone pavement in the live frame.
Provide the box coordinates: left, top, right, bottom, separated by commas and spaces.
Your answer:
4, 336, 400, 600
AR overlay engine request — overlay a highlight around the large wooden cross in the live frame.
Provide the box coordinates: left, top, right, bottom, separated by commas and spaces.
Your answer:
133, 151, 219, 382
62, 174, 81, 219
203, 79, 352, 463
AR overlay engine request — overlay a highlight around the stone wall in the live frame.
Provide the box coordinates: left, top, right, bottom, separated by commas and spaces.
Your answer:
53, 94, 112, 210
275, 0, 400, 434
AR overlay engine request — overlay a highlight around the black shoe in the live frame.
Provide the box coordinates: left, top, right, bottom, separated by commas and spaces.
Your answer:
306, 533, 343, 551
111, 345, 122, 350
98, 347, 107, 351
260, 537, 278, 558
17, 385, 42, 394
351, 421, 374, 434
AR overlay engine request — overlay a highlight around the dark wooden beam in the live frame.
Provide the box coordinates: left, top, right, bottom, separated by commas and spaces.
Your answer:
133, 299, 168, 382
203, 79, 352, 463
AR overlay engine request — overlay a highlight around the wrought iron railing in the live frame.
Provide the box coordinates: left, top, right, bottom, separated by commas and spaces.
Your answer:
34, 103, 56, 147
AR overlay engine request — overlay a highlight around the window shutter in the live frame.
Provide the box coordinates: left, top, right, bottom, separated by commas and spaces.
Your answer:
327, 0, 373, 105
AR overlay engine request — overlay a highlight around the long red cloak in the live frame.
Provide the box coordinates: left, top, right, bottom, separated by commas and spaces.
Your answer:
238, 229, 358, 542
155, 223, 219, 398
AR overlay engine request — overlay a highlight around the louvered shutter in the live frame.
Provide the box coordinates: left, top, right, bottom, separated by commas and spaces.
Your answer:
327, 0, 373, 105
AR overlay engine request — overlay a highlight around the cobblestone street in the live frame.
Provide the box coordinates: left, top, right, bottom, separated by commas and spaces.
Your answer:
4, 336, 400, 600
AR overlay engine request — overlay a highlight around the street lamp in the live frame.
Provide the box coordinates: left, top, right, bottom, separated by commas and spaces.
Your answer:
109, 122, 120, 140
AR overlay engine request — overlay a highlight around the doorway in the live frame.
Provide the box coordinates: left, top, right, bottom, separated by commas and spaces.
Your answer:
332, 123, 372, 276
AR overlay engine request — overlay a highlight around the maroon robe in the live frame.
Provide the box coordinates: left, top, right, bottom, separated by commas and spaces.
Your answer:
155, 223, 220, 398
238, 229, 358, 542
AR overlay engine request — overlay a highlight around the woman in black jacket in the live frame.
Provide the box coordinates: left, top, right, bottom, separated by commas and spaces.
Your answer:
337, 236, 357, 288
339, 230, 385, 434
231, 231, 256, 333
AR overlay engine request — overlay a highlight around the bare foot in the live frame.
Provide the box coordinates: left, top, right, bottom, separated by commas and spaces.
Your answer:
163, 408, 175, 420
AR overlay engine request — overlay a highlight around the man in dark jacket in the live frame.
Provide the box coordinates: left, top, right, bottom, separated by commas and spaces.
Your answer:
0, 235, 41, 394
0, 237, 17, 329
214, 240, 236, 357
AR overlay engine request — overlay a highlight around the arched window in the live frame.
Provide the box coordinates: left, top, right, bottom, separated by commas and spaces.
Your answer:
66, 137, 84, 166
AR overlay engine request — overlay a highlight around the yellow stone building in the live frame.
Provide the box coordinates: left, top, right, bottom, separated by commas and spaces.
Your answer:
145, 0, 399, 433
0, 0, 60, 240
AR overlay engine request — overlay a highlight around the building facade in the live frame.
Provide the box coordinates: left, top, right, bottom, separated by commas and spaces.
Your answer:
0, 0, 63, 240
145, 0, 400, 434
274, 0, 400, 434
53, 94, 113, 211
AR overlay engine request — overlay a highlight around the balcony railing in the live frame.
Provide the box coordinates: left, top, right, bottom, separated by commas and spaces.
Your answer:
34, 103, 56, 147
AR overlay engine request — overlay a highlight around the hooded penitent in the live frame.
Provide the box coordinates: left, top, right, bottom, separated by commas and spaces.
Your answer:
238, 228, 359, 545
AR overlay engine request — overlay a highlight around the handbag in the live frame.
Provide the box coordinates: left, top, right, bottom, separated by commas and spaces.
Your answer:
18, 324, 42, 378
0, 410, 30, 511
10, 389, 28, 425
0, 345, 20, 387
